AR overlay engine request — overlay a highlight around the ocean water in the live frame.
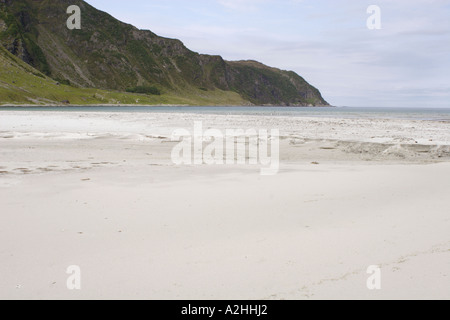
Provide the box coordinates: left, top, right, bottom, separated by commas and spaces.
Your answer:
1, 106, 450, 121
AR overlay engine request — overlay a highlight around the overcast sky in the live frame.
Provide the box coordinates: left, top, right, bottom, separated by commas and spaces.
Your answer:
85, 0, 450, 107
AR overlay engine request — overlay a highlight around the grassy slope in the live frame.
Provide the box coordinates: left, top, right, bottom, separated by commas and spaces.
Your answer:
0, 45, 248, 106
0, 0, 328, 106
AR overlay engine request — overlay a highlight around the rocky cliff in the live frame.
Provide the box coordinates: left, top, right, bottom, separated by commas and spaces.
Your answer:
0, 0, 329, 106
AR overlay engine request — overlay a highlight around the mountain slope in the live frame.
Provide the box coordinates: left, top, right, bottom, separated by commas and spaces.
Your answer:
0, 43, 165, 105
0, 44, 249, 106
0, 0, 329, 106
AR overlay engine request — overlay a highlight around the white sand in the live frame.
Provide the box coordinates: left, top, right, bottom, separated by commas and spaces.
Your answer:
0, 110, 449, 300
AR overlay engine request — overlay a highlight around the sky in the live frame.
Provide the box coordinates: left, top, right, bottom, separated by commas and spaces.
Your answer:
85, 0, 450, 108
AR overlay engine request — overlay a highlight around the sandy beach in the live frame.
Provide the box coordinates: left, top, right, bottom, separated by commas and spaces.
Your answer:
0, 110, 449, 300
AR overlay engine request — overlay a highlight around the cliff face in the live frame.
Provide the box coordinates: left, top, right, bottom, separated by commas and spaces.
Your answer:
0, 0, 329, 106
0, 43, 249, 106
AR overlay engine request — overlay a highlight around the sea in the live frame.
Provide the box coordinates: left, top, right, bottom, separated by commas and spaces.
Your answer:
1, 106, 450, 122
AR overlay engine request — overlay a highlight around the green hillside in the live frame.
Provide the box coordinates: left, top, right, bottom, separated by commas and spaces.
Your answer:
0, 0, 329, 106
0, 45, 248, 106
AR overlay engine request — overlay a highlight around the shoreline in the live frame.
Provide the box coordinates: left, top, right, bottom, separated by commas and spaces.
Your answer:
0, 103, 334, 108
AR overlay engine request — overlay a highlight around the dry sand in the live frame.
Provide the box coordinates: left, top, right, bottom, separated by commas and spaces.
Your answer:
0, 110, 449, 300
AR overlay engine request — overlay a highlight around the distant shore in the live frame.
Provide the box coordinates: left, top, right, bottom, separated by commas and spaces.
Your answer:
0, 104, 191, 108
0, 104, 333, 108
